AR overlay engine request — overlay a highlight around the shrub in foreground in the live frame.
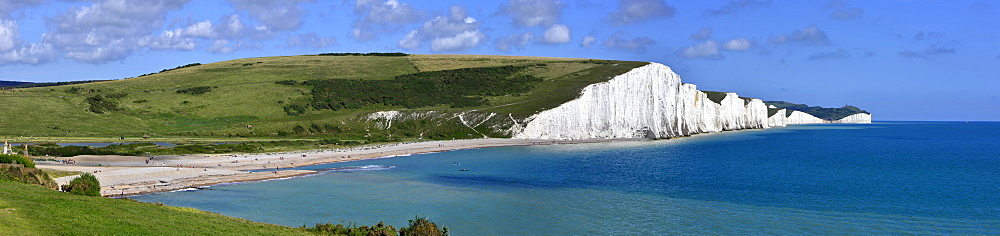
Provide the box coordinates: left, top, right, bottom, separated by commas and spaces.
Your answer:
0, 154, 35, 168
399, 216, 448, 236
304, 221, 396, 236
0, 164, 58, 189
62, 172, 101, 196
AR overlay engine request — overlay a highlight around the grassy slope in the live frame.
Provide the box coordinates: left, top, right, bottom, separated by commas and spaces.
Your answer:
0, 181, 311, 235
0, 54, 644, 139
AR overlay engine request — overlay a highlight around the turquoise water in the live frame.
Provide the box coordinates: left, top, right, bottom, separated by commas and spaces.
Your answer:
132, 122, 1000, 234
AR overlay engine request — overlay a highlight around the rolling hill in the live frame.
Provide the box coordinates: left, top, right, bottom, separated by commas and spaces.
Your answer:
0, 181, 312, 235
0, 81, 32, 87
0, 54, 645, 140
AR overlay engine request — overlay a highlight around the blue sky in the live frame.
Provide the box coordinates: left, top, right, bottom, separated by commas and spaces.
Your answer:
0, 0, 998, 121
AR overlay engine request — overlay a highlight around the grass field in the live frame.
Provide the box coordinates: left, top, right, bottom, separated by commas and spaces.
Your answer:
0, 181, 312, 235
0, 54, 646, 141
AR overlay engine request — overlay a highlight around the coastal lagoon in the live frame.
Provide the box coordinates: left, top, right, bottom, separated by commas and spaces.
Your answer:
132, 122, 1000, 234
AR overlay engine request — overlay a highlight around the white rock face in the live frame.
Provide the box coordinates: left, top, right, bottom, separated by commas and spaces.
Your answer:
785, 110, 825, 124
513, 63, 776, 140
768, 109, 788, 127
834, 113, 872, 123
363, 62, 871, 139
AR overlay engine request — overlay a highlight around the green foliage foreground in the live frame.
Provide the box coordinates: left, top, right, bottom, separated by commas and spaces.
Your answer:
0, 164, 57, 189
61, 172, 101, 196
0, 154, 35, 168
0, 180, 451, 235
0, 181, 313, 235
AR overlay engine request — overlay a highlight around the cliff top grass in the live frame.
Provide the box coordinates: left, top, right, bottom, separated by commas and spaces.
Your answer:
764, 101, 869, 120
0, 54, 645, 139
0, 181, 312, 235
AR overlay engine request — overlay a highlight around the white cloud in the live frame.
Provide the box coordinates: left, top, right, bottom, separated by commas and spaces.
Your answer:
690, 27, 713, 40
0, 20, 20, 51
603, 31, 655, 53
496, 0, 565, 27
41, 0, 192, 63
704, 0, 770, 16
607, 0, 675, 25
139, 30, 197, 50
580, 36, 596, 47
808, 49, 850, 60
352, 0, 425, 41
768, 25, 830, 46
0, 0, 44, 18
286, 33, 338, 48
899, 44, 955, 59
431, 30, 486, 52
676, 40, 722, 59
541, 24, 570, 44
826, 0, 863, 20
495, 32, 535, 51
397, 5, 485, 52
722, 38, 752, 51
0, 19, 56, 65
227, 0, 311, 31
180, 21, 216, 38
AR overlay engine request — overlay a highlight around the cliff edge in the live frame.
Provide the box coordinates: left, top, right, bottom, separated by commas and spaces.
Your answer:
512, 63, 869, 140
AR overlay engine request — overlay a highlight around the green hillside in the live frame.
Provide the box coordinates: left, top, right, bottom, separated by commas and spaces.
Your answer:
0, 54, 645, 141
764, 101, 869, 120
0, 181, 311, 235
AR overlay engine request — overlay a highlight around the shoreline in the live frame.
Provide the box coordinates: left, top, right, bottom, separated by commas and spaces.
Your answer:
39, 138, 640, 197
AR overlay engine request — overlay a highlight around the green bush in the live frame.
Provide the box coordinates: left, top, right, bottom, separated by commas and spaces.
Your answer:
299, 65, 541, 112
86, 95, 123, 114
62, 172, 101, 196
399, 216, 448, 236
0, 164, 58, 189
0, 154, 35, 168
176, 86, 213, 95
303, 221, 397, 236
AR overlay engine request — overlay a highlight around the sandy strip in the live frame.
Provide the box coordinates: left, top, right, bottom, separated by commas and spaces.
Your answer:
39, 138, 634, 196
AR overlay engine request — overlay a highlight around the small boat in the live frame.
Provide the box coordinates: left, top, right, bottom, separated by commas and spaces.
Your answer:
460, 168, 470, 171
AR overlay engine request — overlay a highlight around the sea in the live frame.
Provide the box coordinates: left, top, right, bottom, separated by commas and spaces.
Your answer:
131, 122, 1000, 235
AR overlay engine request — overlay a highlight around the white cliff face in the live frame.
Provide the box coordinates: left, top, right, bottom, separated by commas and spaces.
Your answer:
768, 109, 788, 127
363, 62, 870, 140
834, 113, 872, 123
785, 110, 825, 124
514, 63, 777, 140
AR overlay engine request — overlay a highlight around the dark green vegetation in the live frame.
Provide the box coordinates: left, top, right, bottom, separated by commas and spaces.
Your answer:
764, 101, 869, 120
176, 86, 214, 95
2, 80, 109, 89
0, 54, 645, 143
0, 81, 32, 87
0, 178, 447, 235
29, 140, 361, 157
0, 154, 35, 168
61, 172, 101, 196
399, 217, 449, 236
318, 52, 409, 57
0, 181, 314, 235
0, 163, 57, 189
703, 91, 728, 105
767, 107, 783, 117
293, 65, 542, 113
303, 217, 449, 236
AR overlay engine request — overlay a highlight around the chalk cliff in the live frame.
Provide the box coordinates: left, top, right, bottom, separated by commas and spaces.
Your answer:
833, 113, 872, 123
513, 63, 776, 140
364, 62, 870, 140
785, 110, 825, 124
768, 109, 788, 127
